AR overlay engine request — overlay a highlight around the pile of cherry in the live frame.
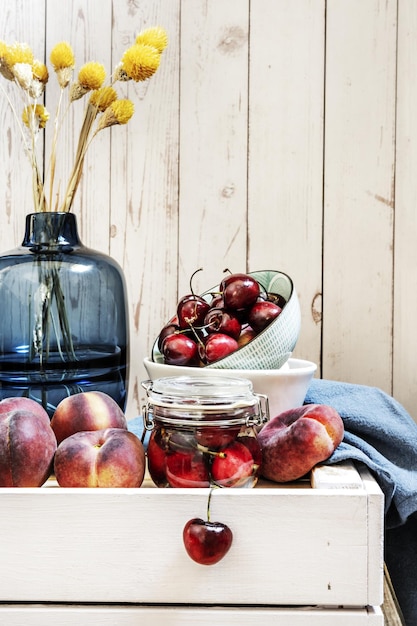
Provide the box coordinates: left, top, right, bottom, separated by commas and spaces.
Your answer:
157, 269, 285, 366
147, 421, 262, 490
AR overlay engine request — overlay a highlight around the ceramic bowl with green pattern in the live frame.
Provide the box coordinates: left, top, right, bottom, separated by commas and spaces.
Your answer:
152, 270, 301, 371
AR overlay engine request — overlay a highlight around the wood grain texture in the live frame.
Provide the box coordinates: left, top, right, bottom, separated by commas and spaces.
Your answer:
323, 0, 397, 390
1, 0, 416, 423
0, 464, 383, 606
393, 0, 417, 419
248, 0, 325, 371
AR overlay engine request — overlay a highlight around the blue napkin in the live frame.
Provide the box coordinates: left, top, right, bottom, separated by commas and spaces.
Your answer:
305, 378, 417, 529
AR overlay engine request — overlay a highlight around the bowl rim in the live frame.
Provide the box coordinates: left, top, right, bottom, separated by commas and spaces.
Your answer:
143, 356, 317, 376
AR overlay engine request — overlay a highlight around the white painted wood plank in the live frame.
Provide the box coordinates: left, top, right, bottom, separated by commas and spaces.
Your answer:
178, 0, 249, 296
44, 0, 113, 250
110, 0, 180, 418
393, 0, 417, 419
0, 604, 384, 626
323, 0, 397, 391
357, 464, 385, 606
311, 460, 363, 489
248, 0, 325, 370
0, 0, 46, 243
0, 485, 372, 605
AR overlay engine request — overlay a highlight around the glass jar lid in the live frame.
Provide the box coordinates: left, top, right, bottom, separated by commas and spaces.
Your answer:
141, 375, 269, 429
144, 375, 257, 408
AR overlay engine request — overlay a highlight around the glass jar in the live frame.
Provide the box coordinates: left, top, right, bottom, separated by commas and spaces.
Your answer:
142, 376, 269, 488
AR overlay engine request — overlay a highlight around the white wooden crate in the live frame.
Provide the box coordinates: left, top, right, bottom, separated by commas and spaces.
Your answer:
0, 461, 383, 607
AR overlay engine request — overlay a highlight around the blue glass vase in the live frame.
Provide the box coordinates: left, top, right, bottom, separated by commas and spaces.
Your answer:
0, 212, 129, 416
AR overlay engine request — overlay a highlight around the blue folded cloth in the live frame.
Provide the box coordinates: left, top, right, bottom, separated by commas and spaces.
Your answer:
305, 378, 417, 529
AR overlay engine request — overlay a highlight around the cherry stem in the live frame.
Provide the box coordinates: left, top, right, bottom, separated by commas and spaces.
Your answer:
197, 443, 226, 458
206, 485, 219, 522
189, 267, 203, 296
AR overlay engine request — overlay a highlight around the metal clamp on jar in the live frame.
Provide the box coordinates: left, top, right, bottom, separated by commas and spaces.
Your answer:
142, 376, 269, 488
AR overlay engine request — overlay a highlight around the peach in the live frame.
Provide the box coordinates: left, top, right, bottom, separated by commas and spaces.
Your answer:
0, 397, 50, 425
0, 409, 57, 487
258, 404, 344, 483
50, 391, 127, 444
54, 428, 146, 488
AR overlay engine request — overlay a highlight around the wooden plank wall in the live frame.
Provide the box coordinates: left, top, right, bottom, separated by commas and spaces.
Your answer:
1, 0, 416, 423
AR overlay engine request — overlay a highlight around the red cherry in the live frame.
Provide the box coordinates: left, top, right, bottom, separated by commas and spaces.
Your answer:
183, 517, 233, 565
177, 294, 210, 330
157, 321, 180, 351
237, 325, 257, 348
204, 308, 241, 340
147, 431, 168, 487
166, 450, 210, 487
211, 440, 258, 487
248, 300, 282, 332
176, 268, 210, 330
204, 333, 239, 364
209, 294, 225, 308
183, 488, 233, 565
220, 272, 260, 311
162, 333, 199, 366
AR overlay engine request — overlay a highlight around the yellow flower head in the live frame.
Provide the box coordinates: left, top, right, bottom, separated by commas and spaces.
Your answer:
50, 42, 75, 70
22, 104, 49, 130
70, 61, 106, 101
121, 43, 161, 82
96, 99, 134, 131
89, 86, 118, 112
32, 60, 49, 84
78, 61, 106, 91
0, 42, 33, 81
4, 42, 34, 66
136, 27, 168, 53
50, 42, 75, 88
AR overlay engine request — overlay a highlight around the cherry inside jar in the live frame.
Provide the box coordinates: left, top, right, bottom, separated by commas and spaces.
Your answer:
142, 376, 269, 488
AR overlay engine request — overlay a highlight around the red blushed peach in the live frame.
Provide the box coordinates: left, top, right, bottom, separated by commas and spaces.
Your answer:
50, 391, 127, 444
54, 428, 145, 488
0, 397, 50, 426
258, 404, 344, 483
0, 409, 57, 487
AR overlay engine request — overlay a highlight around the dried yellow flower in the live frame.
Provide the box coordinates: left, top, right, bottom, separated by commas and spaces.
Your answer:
12, 63, 33, 90
50, 42, 75, 88
0, 42, 33, 81
89, 86, 118, 112
50, 42, 75, 70
32, 60, 49, 84
70, 62, 106, 101
96, 99, 134, 131
121, 43, 161, 82
22, 104, 50, 130
5, 42, 34, 66
1, 27, 166, 214
136, 27, 168, 53
78, 62, 106, 90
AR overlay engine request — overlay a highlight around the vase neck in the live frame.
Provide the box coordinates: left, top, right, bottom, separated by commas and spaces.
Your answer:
22, 212, 82, 250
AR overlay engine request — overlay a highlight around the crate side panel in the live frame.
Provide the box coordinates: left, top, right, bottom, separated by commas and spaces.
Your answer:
0, 488, 370, 606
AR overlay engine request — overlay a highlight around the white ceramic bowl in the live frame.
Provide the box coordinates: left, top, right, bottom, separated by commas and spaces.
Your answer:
143, 356, 317, 419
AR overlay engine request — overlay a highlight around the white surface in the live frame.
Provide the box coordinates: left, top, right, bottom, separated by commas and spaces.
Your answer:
0, 463, 383, 607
